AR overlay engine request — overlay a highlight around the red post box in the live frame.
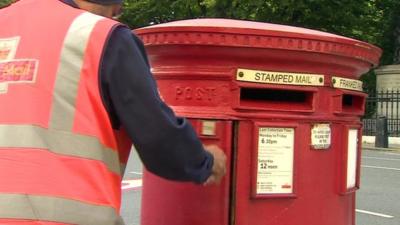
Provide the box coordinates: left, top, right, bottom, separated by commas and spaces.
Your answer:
135, 19, 381, 225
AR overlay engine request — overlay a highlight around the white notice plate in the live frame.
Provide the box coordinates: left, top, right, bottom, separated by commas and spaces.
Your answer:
257, 127, 294, 195
347, 129, 358, 189
0, 37, 20, 61
311, 124, 331, 149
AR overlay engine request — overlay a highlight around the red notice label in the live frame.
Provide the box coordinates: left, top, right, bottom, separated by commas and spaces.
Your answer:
0, 59, 38, 94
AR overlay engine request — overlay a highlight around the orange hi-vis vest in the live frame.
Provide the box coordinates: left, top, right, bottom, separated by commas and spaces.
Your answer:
0, 0, 132, 224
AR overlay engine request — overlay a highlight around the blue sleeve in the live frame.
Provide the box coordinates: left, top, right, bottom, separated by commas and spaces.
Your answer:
99, 26, 213, 183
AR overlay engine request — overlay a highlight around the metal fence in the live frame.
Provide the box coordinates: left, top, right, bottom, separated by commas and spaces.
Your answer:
363, 90, 400, 137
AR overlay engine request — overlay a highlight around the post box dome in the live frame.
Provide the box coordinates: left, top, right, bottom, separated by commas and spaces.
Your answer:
136, 18, 381, 70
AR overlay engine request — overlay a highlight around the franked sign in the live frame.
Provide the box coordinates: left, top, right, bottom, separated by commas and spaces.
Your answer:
237, 68, 324, 86
257, 127, 294, 195
0, 37, 20, 61
332, 76, 363, 92
0, 59, 38, 94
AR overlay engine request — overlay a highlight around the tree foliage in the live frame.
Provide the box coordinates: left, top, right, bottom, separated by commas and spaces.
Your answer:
119, 0, 400, 92
0, 0, 396, 65
120, 0, 396, 63
378, 0, 400, 64
0, 0, 12, 8
1, 0, 398, 91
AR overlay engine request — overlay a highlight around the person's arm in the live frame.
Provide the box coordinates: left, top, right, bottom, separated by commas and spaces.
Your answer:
100, 26, 222, 183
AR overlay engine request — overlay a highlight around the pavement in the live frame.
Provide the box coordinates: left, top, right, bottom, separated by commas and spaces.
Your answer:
362, 143, 400, 152
121, 150, 143, 225
356, 149, 400, 225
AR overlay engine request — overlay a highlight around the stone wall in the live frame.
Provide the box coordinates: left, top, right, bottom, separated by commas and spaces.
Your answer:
375, 65, 400, 119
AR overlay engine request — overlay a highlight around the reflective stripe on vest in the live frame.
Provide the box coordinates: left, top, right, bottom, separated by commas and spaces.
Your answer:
0, 194, 124, 225
0, 124, 121, 174
50, 12, 101, 132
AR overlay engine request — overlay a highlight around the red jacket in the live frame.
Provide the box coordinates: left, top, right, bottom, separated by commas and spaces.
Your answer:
0, 0, 131, 224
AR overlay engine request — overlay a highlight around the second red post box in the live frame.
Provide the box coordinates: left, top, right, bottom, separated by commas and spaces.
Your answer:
135, 19, 381, 225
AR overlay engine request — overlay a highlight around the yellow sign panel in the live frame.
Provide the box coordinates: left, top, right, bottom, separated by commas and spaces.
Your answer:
237, 68, 324, 86
332, 76, 363, 92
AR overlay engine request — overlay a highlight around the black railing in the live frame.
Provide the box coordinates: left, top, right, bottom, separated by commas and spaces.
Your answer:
363, 90, 400, 137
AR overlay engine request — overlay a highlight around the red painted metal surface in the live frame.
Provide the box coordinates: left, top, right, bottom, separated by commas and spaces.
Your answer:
135, 19, 382, 225
140, 120, 232, 225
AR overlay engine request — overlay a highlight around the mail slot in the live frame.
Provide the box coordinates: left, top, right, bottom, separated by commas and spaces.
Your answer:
135, 19, 381, 225
238, 86, 316, 112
